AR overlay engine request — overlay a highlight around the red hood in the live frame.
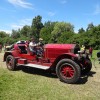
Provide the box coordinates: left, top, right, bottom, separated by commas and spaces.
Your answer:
44, 44, 76, 50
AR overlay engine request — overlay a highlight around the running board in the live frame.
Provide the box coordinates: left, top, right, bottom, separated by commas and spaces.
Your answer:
22, 64, 50, 70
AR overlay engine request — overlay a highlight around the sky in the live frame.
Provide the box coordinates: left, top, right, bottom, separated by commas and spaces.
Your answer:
0, 0, 100, 33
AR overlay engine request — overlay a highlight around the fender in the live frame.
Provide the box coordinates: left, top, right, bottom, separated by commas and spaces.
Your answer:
50, 53, 78, 69
55, 53, 78, 61
3, 51, 20, 61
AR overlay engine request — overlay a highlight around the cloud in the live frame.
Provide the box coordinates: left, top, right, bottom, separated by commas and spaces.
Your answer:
0, 29, 11, 34
0, 18, 32, 34
8, 0, 34, 9
48, 12, 56, 17
93, 4, 100, 15
10, 18, 32, 29
11, 24, 23, 29
60, 0, 67, 4
20, 18, 32, 25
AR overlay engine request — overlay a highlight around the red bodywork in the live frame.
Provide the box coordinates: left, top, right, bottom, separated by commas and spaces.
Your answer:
3, 43, 92, 84
4, 44, 78, 69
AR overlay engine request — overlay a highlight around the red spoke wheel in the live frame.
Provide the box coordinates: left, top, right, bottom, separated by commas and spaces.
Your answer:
61, 64, 75, 79
6, 55, 17, 71
56, 59, 81, 84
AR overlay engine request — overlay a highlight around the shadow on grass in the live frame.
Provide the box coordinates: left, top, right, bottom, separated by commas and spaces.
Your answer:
16, 66, 96, 84
76, 71, 96, 84
17, 66, 57, 78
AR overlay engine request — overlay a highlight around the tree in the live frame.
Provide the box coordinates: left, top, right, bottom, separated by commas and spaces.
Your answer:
78, 28, 85, 33
20, 25, 31, 37
0, 31, 9, 38
86, 23, 94, 31
40, 21, 56, 43
57, 32, 74, 43
11, 29, 20, 39
31, 15, 43, 40
51, 22, 74, 42
44, 21, 57, 28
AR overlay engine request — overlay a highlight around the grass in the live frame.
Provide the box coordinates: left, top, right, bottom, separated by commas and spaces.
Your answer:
0, 51, 100, 100
91, 50, 99, 59
90, 50, 100, 68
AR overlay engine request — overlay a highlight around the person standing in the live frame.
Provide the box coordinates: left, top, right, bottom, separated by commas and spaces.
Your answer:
81, 45, 85, 53
89, 46, 93, 58
0, 44, 2, 53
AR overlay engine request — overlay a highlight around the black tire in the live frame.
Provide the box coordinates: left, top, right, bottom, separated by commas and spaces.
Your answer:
6, 55, 17, 71
56, 59, 81, 84
81, 59, 92, 75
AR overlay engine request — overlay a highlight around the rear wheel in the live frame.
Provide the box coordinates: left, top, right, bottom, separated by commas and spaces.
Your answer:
6, 55, 17, 71
56, 59, 81, 84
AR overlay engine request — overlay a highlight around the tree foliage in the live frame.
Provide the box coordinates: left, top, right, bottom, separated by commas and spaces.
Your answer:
1, 16, 100, 49
31, 15, 43, 40
20, 25, 31, 37
51, 22, 74, 43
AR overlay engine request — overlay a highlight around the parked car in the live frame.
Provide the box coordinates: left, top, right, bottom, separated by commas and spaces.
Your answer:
3, 43, 92, 84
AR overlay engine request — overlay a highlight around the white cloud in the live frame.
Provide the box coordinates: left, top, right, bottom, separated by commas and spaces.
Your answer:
8, 0, 34, 9
0, 18, 32, 34
48, 12, 56, 17
0, 29, 11, 34
10, 18, 32, 29
93, 4, 100, 15
60, 0, 67, 4
11, 24, 23, 29
20, 18, 32, 25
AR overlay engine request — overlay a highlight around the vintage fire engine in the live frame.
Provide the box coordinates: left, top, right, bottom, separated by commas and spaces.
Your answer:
3, 43, 92, 84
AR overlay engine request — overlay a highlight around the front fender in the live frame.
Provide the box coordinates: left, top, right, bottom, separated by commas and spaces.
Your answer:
50, 53, 78, 70
56, 53, 78, 60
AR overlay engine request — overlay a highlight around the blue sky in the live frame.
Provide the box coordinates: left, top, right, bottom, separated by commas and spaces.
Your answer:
0, 0, 100, 33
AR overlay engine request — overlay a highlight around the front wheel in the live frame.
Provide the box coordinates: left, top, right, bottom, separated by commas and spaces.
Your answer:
6, 55, 17, 71
56, 59, 81, 84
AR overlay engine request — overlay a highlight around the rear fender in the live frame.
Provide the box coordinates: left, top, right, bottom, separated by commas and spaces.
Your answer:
3, 52, 13, 61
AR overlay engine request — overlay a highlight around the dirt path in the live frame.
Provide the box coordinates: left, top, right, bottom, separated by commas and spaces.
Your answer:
0, 53, 6, 69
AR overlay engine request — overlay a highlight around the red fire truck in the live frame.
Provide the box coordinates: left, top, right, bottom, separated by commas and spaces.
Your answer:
3, 43, 92, 84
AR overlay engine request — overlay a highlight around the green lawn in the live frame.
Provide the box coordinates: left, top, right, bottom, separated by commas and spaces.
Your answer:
90, 50, 100, 68
0, 51, 100, 100
0, 67, 100, 100
91, 50, 99, 59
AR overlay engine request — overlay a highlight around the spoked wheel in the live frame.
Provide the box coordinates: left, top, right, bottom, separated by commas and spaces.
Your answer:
93, 58, 100, 68
6, 55, 17, 71
56, 59, 81, 84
